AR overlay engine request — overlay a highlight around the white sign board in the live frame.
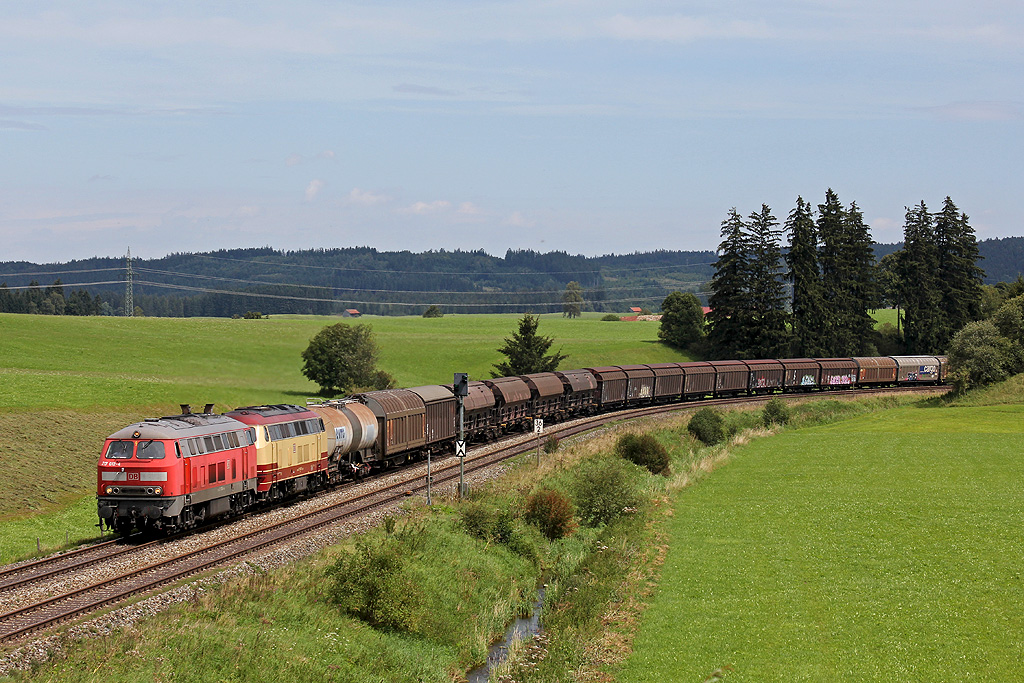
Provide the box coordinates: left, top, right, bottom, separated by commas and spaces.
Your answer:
533, 419, 544, 434
456, 440, 466, 457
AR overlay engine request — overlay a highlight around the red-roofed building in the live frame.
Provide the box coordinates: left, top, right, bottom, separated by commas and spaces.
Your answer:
342, 309, 361, 317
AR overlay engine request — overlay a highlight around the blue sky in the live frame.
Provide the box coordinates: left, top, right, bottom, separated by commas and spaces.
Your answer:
1, 1, 1021, 263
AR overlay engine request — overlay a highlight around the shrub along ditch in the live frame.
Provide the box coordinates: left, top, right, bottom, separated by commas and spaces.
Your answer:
12, 390, 930, 682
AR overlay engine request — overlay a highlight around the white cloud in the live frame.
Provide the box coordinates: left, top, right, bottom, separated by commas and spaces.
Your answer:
400, 200, 451, 215
503, 211, 534, 228
286, 153, 303, 166
318, 150, 336, 160
599, 14, 772, 43
917, 101, 1024, 122
347, 188, 391, 206
457, 202, 481, 215
305, 179, 324, 201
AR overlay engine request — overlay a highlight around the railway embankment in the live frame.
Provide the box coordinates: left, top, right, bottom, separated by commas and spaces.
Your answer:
0, 390, 945, 681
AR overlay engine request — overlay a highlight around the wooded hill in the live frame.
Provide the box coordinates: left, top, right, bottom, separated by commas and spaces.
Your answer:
1, 238, 1022, 318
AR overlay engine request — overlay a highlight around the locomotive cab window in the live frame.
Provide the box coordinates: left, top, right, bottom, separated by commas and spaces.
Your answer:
136, 441, 166, 459
105, 441, 134, 459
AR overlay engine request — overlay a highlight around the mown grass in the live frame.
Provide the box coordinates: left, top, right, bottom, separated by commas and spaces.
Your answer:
0, 311, 684, 542
0, 312, 686, 411
616, 400, 1024, 682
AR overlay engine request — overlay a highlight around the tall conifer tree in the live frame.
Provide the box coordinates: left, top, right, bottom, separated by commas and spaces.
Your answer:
900, 201, 942, 353
816, 189, 847, 355
785, 196, 828, 356
746, 204, 789, 357
707, 208, 754, 359
842, 201, 878, 354
934, 197, 984, 347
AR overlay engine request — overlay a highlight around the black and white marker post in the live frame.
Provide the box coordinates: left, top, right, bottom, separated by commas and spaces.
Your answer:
534, 418, 543, 467
454, 373, 469, 498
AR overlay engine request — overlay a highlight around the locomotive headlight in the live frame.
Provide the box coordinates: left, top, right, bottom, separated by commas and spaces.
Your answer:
154, 487, 163, 496
105, 486, 113, 495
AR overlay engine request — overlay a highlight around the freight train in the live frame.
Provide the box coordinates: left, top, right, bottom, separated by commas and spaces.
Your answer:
97, 355, 946, 534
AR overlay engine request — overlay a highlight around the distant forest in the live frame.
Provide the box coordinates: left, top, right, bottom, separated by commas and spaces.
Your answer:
1, 238, 1022, 318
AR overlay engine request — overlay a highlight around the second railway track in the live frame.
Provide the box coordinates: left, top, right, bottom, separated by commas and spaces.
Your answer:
0, 384, 947, 645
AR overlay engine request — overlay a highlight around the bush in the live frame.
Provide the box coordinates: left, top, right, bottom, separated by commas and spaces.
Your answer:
326, 537, 424, 631
687, 407, 725, 446
948, 319, 1022, 392
543, 435, 560, 454
422, 304, 443, 318
614, 432, 670, 474
524, 489, 576, 540
460, 501, 516, 545
761, 397, 790, 428
572, 457, 643, 527
600, 314, 621, 321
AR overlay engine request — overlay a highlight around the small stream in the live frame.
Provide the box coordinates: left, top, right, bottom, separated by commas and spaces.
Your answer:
466, 587, 545, 683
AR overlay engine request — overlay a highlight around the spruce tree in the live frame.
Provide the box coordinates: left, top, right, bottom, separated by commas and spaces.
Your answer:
492, 313, 567, 376
816, 189, 847, 355
934, 197, 984, 347
706, 208, 755, 359
900, 201, 942, 353
785, 196, 828, 356
746, 204, 789, 357
842, 201, 877, 354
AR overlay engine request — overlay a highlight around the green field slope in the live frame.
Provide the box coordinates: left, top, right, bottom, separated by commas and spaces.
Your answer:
618, 401, 1024, 681
0, 312, 686, 548
0, 312, 685, 411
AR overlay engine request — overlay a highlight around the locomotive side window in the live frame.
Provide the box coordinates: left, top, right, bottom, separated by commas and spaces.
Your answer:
208, 465, 217, 484
217, 462, 225, 481
105, 441, 134, 459
136, 441, 166, 459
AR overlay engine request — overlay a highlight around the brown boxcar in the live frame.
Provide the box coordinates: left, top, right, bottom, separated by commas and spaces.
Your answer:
645, 363, 684, 400
936, 355, 949, 381
744, 359, 784, 392
355, 389, 426, 461
680, 361, 715, 398
585, 366, 628, 407
444, 380, 496, 441
617, 365, 656, 403
781, 358, 820, 390
852, 357, 897, 384
484, 377, 532, 428
891, 355, 943, 383
406, 385, 457, 446
555, 369, 597, 414
519, 372, 565, 418
817, 358, 857, 387
709, 360, 749, 395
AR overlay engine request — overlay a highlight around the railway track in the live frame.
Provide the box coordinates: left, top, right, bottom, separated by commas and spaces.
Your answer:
0, 384, 947, 644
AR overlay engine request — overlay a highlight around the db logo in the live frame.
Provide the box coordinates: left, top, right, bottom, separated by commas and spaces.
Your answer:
128, 472, 140, 481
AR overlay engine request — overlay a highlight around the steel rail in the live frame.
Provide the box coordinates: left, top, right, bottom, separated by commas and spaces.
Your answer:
0, 384, 946, 643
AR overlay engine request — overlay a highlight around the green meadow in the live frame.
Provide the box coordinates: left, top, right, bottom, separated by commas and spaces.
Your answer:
0, 312, 685, 411
617, 400, 1024, 682
0, 311, 686, 558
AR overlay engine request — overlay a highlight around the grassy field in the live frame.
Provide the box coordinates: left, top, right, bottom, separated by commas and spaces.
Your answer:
616, 400, 1024, 681
0, 312, 685, 411
0, 311, 685, 555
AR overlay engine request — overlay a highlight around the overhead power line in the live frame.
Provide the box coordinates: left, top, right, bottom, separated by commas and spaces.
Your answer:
133, 266, 705, 296
127, 279, 703, 307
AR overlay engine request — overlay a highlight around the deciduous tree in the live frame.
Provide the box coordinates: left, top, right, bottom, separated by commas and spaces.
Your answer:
658, 291, 704, 351
301, 322, 395, 395
562, 281, 584, 318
